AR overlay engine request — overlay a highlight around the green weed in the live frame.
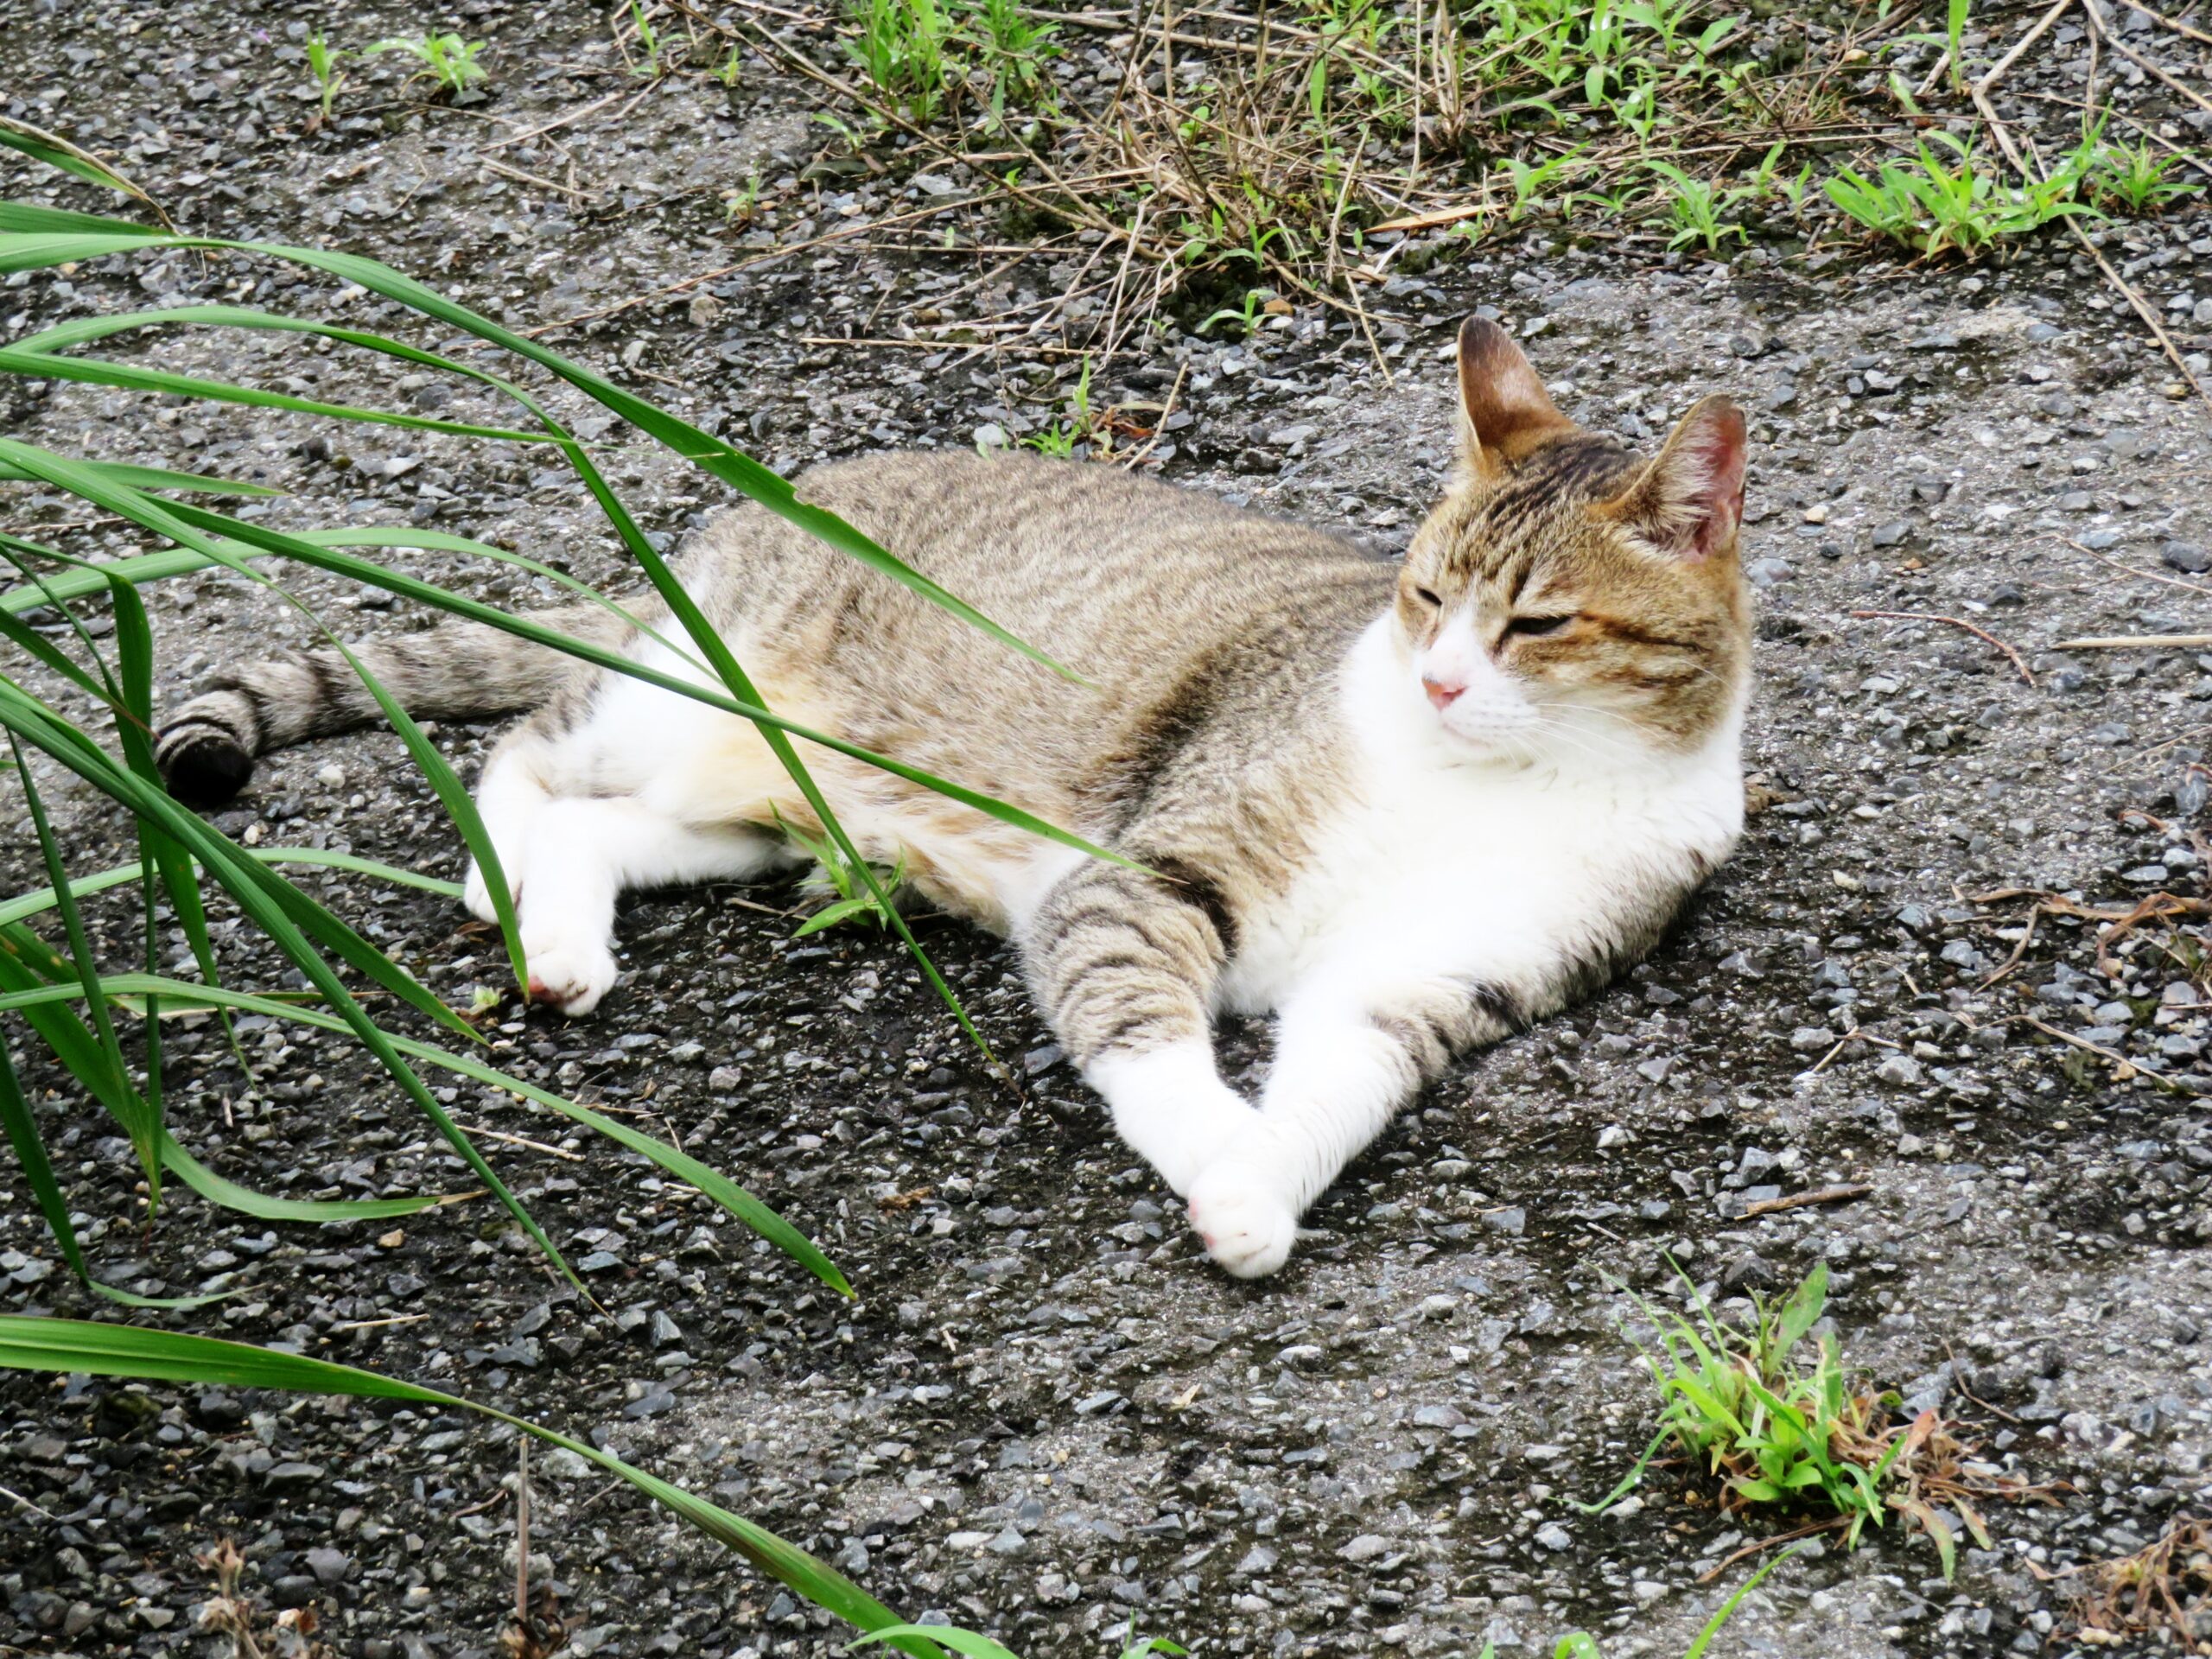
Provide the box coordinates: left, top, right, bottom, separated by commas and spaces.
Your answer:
1643, 159, 1750, 254
963, 0, 1061, 127
848, 0, 955, 124
777, 809, 908, 938
1825, 130, 2096, 260
367, 31, 490, 98
625, 0, 671, 79
1581, 1262, 2032, 1579
305, 33, 347, 122
2084, 137, 2201, 213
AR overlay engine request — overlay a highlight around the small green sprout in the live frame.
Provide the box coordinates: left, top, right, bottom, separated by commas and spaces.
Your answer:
368, 32, 491, 99
305, 33, 348, 122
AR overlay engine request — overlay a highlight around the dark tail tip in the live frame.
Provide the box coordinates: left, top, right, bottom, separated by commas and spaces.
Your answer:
159, 728, 254, 809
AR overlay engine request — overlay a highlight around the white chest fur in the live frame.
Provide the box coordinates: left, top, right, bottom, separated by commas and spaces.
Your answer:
1218, 617, 1745, 1017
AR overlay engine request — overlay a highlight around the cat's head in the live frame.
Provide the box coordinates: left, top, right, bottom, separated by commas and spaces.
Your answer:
1393, 317, 1752, 764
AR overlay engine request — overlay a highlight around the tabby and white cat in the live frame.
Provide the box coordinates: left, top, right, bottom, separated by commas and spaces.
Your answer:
157, 319, 1753, 1278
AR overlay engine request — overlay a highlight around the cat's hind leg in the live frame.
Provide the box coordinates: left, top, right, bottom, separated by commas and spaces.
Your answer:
513, 798, 781, 1015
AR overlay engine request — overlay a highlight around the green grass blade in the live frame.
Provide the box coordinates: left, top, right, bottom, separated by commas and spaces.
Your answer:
1567, 1426, 1669, 1515
7, 733, 160, 1204
0, 344, 555, 448
1682, 1546, 1803, 1659
0, 200, 161, 235
315, 632, 526, 997
0, 972, 848, 1294
0, 118, 155, 202
0, 847, 461, 925
0, 457, 279, 496
0, 1316, 953, 1659
848, 1629, 1019, 1658
156, 1133, 450, 1222
0, 1041, 221, 1306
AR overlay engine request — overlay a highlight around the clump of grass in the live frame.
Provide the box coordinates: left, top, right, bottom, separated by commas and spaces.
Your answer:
2080, 134, 2201, 214
1825, 130, 2095, 261
1020, 353, 1096, 457
776, 809, 909, 938
848, 0, 956, 124
367, 31, 491, 98
2066, 1517, 2212, 1647
623, 0, 694, 80
1582, 1262, 2044, 1578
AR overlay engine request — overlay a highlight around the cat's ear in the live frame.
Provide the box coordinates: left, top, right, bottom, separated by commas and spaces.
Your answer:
1457, 316, 1570, 474
1597, 395, 1747, 563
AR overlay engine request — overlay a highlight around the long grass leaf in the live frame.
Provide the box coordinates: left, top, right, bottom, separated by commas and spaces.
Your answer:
0, 846, 461, 925
7, 734, 159, 1202
0, 345, 554, 447
0, 973, 848, 1293
0, 118, 156, 203
0, 1042, 221, 1306
0, 1316, 951, 1659
0, 457, 279, 496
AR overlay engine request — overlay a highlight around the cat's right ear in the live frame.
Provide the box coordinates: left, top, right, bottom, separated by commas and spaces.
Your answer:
1457, 316, 1571, 477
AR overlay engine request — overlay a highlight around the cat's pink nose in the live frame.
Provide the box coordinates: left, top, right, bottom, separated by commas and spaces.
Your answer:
1422, 676, 1463, 711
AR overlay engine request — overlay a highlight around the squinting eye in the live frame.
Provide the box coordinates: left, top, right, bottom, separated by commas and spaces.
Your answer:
1506, 613, 1574, 638
1413, 586, 1442, 608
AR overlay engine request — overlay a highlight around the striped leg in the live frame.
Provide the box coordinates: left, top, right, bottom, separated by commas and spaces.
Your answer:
1025, 865, 1253, 1200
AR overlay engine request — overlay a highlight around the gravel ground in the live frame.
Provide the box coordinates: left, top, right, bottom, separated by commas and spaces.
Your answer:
3, 3, 2211, 1656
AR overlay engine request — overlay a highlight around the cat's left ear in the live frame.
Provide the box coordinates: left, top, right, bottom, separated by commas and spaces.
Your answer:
1596, 395, 1746, 563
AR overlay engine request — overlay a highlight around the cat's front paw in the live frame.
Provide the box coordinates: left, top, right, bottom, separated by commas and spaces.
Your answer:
522, 934, 618, 1016
1186, 1159, 1299, 1279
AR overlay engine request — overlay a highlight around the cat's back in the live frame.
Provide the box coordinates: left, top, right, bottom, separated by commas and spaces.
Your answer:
696, 448, 1393, 698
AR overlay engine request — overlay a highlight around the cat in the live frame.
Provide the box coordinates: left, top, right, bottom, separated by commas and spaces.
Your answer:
156, 318, 1753, 1279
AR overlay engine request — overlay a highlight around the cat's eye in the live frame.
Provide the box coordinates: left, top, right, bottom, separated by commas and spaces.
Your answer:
1412, 586, 1442, 608
1506, 613, 1574, 638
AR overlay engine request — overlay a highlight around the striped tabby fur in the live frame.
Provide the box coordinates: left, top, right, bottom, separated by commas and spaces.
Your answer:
159, 320, 1755, 1278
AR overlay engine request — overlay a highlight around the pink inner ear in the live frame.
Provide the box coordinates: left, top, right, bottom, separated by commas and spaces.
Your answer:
1680, 406, 1746, 562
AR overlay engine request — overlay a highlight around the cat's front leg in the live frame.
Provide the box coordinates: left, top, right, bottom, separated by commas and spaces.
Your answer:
1026, 864, 1254, 1198
1187, 978, 1513, 1277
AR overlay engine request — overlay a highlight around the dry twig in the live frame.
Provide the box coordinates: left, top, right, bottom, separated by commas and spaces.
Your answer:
1850, 610, 2035, 685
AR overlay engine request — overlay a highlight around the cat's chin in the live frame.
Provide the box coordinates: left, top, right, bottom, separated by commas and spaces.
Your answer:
1433, 726, 1543, 768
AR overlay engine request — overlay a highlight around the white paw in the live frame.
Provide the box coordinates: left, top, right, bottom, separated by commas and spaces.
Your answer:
522, 934, 618, 1016
462, 859, 519, 925
1186, 1158, 1300, 1280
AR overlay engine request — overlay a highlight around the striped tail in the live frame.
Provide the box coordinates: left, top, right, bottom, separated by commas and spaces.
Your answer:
156, 601, 635, 808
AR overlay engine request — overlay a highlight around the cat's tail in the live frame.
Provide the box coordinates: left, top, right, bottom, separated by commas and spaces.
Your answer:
156, 599, 639, 808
